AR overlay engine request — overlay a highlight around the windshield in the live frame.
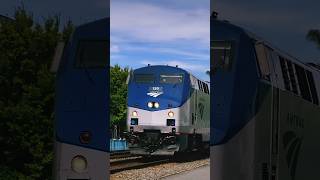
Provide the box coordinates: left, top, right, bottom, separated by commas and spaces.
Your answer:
134, 74, 155, 83
160, 74, 183, 84
211, 41, 233, 72
75, 40, 109, 68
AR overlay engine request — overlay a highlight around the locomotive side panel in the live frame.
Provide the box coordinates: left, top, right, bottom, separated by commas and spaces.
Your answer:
258, 38, 320, 178
277, 89, 320, 180
192, 89, 210, 141
189, 74, 210, 141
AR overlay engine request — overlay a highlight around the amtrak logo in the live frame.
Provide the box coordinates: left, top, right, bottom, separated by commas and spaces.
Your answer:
282, 131, 303, 180
147, 87, 163, 97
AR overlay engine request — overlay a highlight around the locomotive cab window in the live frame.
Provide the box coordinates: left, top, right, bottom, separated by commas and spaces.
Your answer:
203, 83, 209, 94
211, 41, 233, 72
75, 40, 109, 68
134, 74, 155, 83
160, 74, 183, 84
197, 80, 203, 91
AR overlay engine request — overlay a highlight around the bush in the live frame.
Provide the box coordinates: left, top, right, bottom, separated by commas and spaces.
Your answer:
0, 7, 73, 179
110, 65, 130, 132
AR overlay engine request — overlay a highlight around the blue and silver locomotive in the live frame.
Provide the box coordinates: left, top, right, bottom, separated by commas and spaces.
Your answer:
53, 18, 109, 180
211, 18, 320, 180
126, 65, 210, 155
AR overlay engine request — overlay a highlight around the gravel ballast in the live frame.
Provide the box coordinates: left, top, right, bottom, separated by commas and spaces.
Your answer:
110, 158, 209, 180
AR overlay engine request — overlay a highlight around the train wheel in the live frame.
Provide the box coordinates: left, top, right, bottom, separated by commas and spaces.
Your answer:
173, 151, 189, 162
188, 134, 202, 151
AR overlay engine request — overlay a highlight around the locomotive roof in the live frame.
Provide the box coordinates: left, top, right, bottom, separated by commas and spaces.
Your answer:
134, 65, 188, 73
133, 65, 209, 84
73, 18, 109, 39
212, 19, 320, 74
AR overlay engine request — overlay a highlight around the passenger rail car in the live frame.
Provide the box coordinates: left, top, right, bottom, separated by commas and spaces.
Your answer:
211, 19, 320, 180
127, 65, 210, 155
53, 18, 109, 180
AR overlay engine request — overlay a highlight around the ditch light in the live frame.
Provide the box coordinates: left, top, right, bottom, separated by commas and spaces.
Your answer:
71, 155, 87, 173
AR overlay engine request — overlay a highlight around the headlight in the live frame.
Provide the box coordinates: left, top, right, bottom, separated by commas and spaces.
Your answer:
132, 111, 138, 117
71, 155, 87, 173
148, 102, 153, 108
168, 111, 174, 117
154, 102, 160, 108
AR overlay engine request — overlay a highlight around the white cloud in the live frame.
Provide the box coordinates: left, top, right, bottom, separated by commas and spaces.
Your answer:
118, 45, 209, 60
153, 48, 209, 60
110, 44, 120, 53
110, 1, 210, 80
111, 1, 209, 43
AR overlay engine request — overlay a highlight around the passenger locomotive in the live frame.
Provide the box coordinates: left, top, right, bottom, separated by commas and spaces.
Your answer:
211, 18, 320, 180
53, 18, 109, 180
126, 65, 210, 155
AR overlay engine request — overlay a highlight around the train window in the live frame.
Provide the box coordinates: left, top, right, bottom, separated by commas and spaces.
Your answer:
306, 70, 319, 105
203, 83, 209, 94
134, 74, 155, 83
197, 80, 203, 91
255, 43, 271, 81
204, 83, 207, 93
202, 82, 205, 93
279, 57, 292, 91
211, 41, 233, 73
295, 64, 312, 102
160, 74, 183, 84
75, 40, 108, 68
287, 61, 298, 94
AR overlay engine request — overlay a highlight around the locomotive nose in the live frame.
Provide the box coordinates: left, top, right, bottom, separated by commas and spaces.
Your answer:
127, 104, 180, 134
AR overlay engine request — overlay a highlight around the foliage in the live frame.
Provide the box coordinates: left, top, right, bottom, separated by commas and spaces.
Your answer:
211, 11, 218, 19
110, 65, 130, 132
307, 29, 320, 49
0, 7, 73, 179
0, 166, 32, 180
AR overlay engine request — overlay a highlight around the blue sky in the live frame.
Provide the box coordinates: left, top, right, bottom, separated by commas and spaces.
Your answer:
1, 1, 210, 80
0, 0, 109, 26
111, 0, 210, 81
4, 1, 318, 80
212, 0, 320, 63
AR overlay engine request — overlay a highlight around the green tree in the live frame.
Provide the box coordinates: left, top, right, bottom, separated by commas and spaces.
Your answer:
110, 65, 130, 133
0, 7, 73, 179
307, 29, 320, 48
206, 70, 210, 76
211, 11, 218, 19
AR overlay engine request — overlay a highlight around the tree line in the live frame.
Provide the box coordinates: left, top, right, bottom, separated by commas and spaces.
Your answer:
0, 7, 73, 179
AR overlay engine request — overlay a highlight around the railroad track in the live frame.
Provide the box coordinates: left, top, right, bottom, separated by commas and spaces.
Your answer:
110, 156, 170, 174
110, 150, 132, 159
